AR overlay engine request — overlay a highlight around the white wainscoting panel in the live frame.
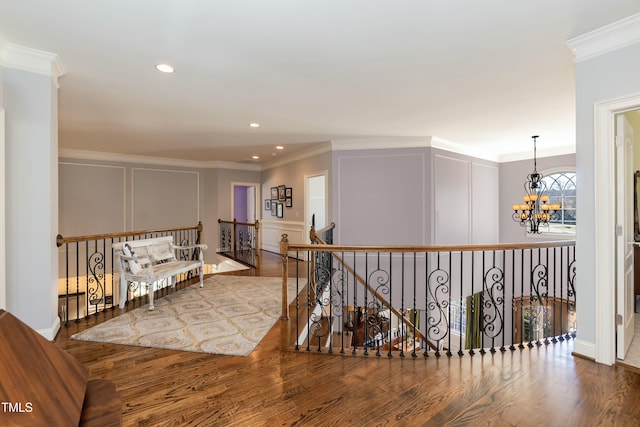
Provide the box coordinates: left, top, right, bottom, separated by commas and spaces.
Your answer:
261, 219, 306, 259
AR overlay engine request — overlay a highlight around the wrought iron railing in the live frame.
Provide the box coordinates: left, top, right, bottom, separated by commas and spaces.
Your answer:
56, 222, 203, 326
218, 219, 259, 267
280, 236, 576, 358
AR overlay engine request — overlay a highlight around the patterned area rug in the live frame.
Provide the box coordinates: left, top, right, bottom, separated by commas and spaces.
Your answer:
71, 275, 301, 356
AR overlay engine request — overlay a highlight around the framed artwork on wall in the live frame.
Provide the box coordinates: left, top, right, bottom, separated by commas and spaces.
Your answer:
265, 199, 271, 210
278, 185, 286, 201
271, 201, 277, 216
285, 187, 292, 198
285, 198, 292, 208
276, 202, 283, 218
270, 187, 278, 200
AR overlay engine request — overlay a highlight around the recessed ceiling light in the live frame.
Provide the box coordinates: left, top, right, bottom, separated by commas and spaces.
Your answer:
252, 155, 260, 160
155, 64, 175, 73
249, 122, 260, 128
276, 146, 284, 150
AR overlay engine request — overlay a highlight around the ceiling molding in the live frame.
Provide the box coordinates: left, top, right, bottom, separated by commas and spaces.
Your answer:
260, 142, 332, 170
498, 144, 576, 163
566, 13, 640, 62
330, 137, 432, 152
0, 41, 65, 81
430, 137, 502, 162
59, 148, 259, 171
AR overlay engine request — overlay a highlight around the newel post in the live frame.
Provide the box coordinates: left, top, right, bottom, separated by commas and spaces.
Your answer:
280, 234, 289, 320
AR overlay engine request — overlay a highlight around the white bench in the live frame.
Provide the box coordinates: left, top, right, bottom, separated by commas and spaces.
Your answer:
113, 236, 208, 310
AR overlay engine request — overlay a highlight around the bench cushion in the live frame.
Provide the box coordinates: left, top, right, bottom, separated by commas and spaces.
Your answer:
125, 260, 201, 283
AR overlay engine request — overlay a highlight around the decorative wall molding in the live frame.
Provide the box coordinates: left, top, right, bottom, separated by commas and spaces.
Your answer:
261, 219, 306, 258
567, 13, 640, 62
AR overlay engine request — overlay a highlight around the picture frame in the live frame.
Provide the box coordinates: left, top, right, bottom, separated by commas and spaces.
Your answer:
265, 199, 271, 210
285, 187, 292, 198
278, 185, 286, 201
270, 187, 278, 200
285, 198, 292, 208
276, 202, 283, 218
271, 201, 277, 216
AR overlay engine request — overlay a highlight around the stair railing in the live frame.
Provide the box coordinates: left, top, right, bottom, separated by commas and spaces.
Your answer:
281, 234, 576, 358
56, 222, 203, 326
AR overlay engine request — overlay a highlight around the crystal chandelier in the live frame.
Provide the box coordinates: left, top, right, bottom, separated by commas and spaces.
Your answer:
512, 136, 561, 234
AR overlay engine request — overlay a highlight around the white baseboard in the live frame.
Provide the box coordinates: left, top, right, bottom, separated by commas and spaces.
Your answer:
37, 316, 61, 341
572, 338, 596, 360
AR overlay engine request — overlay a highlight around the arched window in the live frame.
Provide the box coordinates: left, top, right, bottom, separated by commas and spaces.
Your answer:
541, 171, 576, 234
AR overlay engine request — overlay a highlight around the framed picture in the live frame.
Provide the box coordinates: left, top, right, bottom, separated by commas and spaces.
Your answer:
285, 187, 292, 198
276, 202, 284, 218
265, 199, 271, 210
270, 187, 278, 200
278, 185, 286, 201
285, 198, 292, 208
271, 201, 277, 216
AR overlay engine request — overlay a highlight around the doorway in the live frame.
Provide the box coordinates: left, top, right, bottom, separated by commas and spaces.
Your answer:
231, 182, 259, 223
594, 95, 640, 365
305, 172, 328, 242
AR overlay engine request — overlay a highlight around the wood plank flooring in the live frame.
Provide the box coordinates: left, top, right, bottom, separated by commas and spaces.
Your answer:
53, 251, 640, 426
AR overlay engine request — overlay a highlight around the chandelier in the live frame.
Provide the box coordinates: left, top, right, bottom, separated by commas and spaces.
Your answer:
512, 136, 561, 234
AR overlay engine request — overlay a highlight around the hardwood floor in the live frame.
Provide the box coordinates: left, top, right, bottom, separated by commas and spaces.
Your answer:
54, 251, 640, 426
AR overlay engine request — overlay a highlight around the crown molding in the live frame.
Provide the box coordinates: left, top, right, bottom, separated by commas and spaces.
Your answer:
330, 136, 432, 152
0, 42, 65, 83
498, 144, 576, 163
59, 148, 260, 171
261, 142, 332, 170
566, 13, 640, 62
430, 137, 503, 162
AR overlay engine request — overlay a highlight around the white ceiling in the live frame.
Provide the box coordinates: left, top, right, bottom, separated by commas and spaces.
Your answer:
1, 1, 639, 165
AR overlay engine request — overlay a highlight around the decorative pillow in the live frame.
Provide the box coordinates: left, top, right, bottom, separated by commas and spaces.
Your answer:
123, 243, 143, 274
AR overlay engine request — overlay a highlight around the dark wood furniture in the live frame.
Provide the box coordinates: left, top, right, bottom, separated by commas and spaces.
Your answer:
0, 309, 121, 426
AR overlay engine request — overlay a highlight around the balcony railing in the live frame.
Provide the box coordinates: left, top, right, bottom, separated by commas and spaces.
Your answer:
280, 235, 576, 357
56, 223, 203, 326
218, 219, 259, 267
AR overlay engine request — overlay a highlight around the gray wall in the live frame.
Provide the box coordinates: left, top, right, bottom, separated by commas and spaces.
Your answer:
576, 42, 640, 350
500, 153, 576, 243
332, 146, 500, 246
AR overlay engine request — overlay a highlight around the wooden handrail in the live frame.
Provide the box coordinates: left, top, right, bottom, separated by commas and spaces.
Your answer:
56, 222, 203, 247
287, 240, 575, 254
283, 234, 576, 352
310, 222, 336, 242
218, 218, 260, 228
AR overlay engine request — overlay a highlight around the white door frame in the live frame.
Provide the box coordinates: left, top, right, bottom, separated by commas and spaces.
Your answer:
304, 171, 328, 243
594, 92, 640, 365
230, 182, 261, 222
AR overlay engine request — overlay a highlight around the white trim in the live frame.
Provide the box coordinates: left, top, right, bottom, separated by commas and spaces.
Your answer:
304, 171, 328, 243
0, 42, 65, 83
498, 145, 576, 163
573, 339, 596, 360
331, 136, 432, 152
59, 148, 261, 171
567, 13, 640, 62
262, 143, 332, 170
37, 315, 61, 341
593, 92, 640, 366
230, 181, 261, 221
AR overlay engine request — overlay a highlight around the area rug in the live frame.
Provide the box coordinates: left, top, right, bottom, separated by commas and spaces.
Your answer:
71, 275, 302, 356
